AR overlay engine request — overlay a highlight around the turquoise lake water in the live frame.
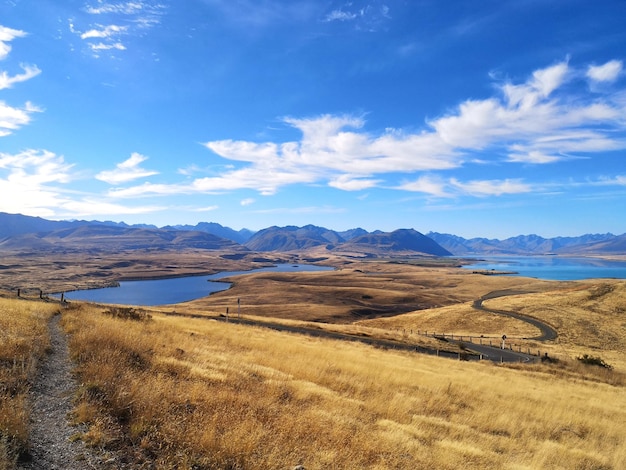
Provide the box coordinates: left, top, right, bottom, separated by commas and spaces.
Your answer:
63, 264, 333, 306
461, 255, 626, 281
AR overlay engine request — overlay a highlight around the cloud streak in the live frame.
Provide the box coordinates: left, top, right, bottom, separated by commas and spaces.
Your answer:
71, 1, 166, 56
96, 153, 159, 184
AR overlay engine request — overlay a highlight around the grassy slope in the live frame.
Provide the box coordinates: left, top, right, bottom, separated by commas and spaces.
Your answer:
61, 302, 626, 469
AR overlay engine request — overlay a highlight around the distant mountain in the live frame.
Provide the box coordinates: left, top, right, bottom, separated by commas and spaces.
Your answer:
244, 225, 451, 257
0, 223, 246, 253
338, 228, 369, 240
570, 233, 626, 254
428, 232, 619, 255
0, 212, 76, 238
0, 212, 159, 239
245, 225, 344, 251
341, 229, 452, 256
2, 212, 625, 256
164, 222, 255, 244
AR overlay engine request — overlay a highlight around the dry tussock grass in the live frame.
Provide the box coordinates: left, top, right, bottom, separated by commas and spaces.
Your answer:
360, 302, 540, 339
0, 297, 58, 469
62, 303, 626, 469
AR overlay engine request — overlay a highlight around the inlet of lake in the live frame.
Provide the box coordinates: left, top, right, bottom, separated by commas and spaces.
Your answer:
461, 255, 626, 281
63, 264, 333, 306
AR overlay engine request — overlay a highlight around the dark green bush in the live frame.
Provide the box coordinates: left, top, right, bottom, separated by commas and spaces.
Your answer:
576, 354, 613, 370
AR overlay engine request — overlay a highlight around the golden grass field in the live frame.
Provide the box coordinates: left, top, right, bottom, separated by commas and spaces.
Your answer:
1, 259, 626, 469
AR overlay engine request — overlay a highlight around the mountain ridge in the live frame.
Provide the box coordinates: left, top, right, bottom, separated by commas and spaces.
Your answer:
1, 212, 625, 256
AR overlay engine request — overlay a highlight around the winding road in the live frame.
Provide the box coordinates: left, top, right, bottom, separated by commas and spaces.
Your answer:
472, 290, 558, 341
163, 288, 558, 364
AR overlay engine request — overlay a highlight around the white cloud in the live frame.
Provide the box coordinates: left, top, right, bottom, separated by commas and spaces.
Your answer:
0, 101, 42, 137
85, 2, 145, 15
396, 176, 533, 197
507, 150, 562, 164
73, 1, 166, 56
89, 42, 127, 51
190, 205, 219, 212
0, 149, 166, 218
0, 64, 41, 89
323, 2, 392, 30
81, 24, 127, 39
450, 178, 532, 197
0, 150, 74, 216
396, 175, 450, 197
324, 10, 358, 22
328, 174, 380, 191
0, 25, 27, 61
240, 198, 256, 206
587, 60, 623, 83
96, 153, 159, 184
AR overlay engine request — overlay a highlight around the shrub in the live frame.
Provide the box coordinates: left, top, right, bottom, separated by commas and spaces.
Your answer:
576, 354, 613, 370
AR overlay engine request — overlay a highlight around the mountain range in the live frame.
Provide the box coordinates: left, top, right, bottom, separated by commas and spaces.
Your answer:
0, 212, 625, 256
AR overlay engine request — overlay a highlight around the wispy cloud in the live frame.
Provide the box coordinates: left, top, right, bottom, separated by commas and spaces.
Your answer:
0, 25, 42, 137
449, 178, 532, 197
89, 42, 127, 51
71, 1, 166, 57
96, 153, 159, 184
0, 101, 42, 137
0, 64, 41, 90
0, 25, 27, 60
81, 24, 128, 39
323, 2, 392, 31
84, 2, 146, 15
587, 60, 622, 83
0, 25, 41, 135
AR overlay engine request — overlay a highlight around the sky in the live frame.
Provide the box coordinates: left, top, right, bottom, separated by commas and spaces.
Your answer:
0, 0, 625, 239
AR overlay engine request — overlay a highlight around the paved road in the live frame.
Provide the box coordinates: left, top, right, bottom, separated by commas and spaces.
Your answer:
163, 311, 539, 363
472, 290, 558, 341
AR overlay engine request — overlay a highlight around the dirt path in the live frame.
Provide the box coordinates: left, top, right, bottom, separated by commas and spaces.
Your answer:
19, 314, 110, 470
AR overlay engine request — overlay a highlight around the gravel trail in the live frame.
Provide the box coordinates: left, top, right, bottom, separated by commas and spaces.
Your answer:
19, 314, 109, 470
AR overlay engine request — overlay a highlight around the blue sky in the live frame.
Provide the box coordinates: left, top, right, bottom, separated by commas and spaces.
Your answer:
1, 0, 625, 238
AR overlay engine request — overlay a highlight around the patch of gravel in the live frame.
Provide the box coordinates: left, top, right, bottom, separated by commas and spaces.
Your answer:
18, 314, 113, 470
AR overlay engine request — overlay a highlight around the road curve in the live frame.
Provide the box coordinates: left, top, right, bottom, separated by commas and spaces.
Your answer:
160, 311, 537, 363
472, 290, 558, 341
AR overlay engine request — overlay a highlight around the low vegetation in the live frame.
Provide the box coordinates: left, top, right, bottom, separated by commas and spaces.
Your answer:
61, 301, 626, 469
0, 297, 58, 470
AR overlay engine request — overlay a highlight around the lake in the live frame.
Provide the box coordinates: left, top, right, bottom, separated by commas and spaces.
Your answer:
461, 255, 626, 281
63, 264, 333, 306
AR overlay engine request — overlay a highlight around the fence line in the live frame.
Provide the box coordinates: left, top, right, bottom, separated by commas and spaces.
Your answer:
396, 327, 551, 361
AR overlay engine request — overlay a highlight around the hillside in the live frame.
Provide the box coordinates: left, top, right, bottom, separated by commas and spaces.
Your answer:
244, 225, 344, 251
338, 228, 452, 257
